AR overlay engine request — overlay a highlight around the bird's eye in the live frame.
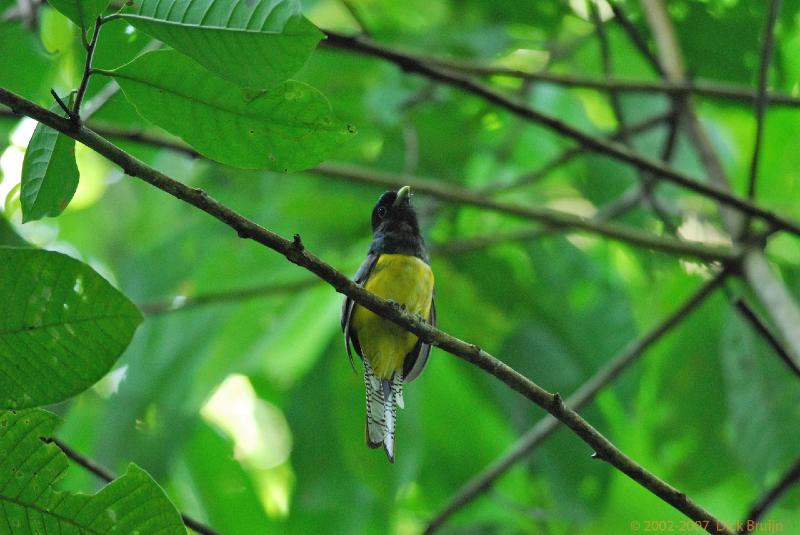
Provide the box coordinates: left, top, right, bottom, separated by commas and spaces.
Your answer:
376, 206, 387, 218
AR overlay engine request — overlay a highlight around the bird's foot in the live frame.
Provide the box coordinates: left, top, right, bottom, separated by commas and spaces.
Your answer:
386, 299, 406, 312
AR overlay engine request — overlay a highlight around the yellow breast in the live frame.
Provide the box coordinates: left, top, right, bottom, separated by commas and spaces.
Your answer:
351, 254, 434, 379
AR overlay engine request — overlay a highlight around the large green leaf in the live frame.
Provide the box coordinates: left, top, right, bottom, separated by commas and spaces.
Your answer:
121, 0, 322, 89
0, 409, 186, 534
20, 115, 80, 223
0, 248, 143, 409
48, 0, 109, 32
110, 49, 355, 171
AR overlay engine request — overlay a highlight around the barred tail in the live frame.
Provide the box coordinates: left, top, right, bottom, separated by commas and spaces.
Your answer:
363, 360, 404, 463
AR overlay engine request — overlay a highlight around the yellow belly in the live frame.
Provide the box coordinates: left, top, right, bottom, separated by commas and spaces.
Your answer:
351, 254, 434, 379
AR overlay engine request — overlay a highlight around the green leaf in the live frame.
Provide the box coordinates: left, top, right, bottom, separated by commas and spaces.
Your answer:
0, 248, 143, 409
0, 214, 27, 247
20, 116, 80, 223
110, 49, 355, 172
48, 0, 109, 32
0, 409, 187, 534
121, 0, 322, 89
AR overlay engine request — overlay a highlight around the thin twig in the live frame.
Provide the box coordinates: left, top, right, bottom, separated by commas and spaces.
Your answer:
72, 17, 103, 122
44, 437, 220, 535
431, 228, 548, 255
139, 278, 322, 316
433, 182, 648, 256
424, 271, 727, 532
49, 89, 74, 120
739, 454, 800, 532
0, 87, 735, 534
731, 296, 800, 379
313, 162, 740, 262
590, 1, 627, 140
322, 30, 800, 237
487, 111, 673, 193
409, 57, 800, 108
746, 0, 781, 203
608, 1, 665, 76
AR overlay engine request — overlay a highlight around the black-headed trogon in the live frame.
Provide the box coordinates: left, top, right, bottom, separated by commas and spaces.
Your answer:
341, 186, 435, 463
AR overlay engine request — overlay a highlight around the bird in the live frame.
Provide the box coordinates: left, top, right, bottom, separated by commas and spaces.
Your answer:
341, 185, 436, 463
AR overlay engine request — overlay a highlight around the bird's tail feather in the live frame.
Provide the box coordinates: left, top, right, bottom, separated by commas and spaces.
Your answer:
363, 360, 403, 462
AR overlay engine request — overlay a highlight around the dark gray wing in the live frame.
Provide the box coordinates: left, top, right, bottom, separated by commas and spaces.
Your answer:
341, 253, 379, 371
402, 295, 435, 382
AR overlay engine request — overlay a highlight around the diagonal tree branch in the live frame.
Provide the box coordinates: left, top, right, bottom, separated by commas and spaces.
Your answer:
0, 105, 738, 262
0, 86, 735, 535
43, 437, 220, 535
425, 270, 727, 532
739, 454, 800, 532
322, 30, 800, 237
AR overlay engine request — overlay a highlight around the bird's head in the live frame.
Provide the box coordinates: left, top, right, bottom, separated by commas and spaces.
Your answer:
370, 186, 420, 235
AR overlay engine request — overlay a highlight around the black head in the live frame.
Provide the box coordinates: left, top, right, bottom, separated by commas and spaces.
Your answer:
368, 186, 428, 261
371, 186, 419, 234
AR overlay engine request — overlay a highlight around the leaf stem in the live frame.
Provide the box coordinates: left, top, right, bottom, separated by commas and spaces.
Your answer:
100, 12, 123, 24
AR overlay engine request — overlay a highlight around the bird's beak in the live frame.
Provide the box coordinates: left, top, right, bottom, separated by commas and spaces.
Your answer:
393, 185, 411, 206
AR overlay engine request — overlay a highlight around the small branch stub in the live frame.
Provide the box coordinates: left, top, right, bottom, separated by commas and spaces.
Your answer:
292, 233, 304, 251
50, 89, 75, 121
552, 392, 564, 411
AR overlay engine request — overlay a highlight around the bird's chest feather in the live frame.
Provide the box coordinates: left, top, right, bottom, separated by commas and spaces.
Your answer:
351, 254, 434, 377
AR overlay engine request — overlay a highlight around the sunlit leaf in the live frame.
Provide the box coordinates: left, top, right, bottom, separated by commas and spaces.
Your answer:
20, 116, 79, 222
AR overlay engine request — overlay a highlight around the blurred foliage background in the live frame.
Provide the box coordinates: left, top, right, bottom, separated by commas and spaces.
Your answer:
2, 0, 800, 533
